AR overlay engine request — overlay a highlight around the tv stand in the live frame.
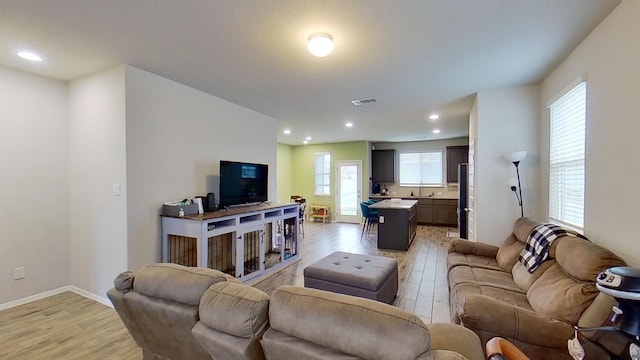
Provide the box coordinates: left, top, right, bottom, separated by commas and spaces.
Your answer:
161, 202, 301, 284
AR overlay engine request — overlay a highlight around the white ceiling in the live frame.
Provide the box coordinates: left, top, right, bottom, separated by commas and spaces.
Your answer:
0, 0, 620, 145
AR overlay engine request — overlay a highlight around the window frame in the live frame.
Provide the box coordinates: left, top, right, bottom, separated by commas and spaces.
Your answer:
314, 152, 331, 196
398, 151, 444, 186
548, 81, 587, 231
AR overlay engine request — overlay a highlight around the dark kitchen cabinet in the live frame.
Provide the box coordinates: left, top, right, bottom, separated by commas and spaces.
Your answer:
416, 198, 457, 226
372, 149, 396, 183
417, 198, 433, 224
434, 199, 458, 226
446, 145, 469, 183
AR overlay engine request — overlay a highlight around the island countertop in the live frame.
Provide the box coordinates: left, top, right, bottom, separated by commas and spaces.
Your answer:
368, 199, 418, 210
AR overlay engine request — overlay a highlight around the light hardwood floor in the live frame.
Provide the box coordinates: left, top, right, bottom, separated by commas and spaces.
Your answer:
0, 221, 454, 359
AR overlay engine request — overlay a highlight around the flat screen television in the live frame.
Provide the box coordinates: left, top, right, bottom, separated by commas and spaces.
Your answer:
219, 160, 268, 208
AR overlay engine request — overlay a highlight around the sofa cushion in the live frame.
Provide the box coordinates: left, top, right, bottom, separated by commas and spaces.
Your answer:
198, 282, 270, 339
554, 236, 626, 281
513, 217, 541, 243
511, 260, 555, 293
449, 266, 523, 293
133, 263, 230, 306
527, 264, 599, 324
447, 253, 502, 272
451, 283, 531, 311
495, 235, 525, 272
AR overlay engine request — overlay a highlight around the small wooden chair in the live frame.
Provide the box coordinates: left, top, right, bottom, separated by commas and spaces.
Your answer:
309, 204, 330, 224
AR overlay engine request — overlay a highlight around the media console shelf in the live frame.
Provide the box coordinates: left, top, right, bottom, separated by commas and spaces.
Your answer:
161, 202, 301, 284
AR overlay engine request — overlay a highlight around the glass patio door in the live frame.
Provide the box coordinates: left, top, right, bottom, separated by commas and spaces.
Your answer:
335, 160, 362, 223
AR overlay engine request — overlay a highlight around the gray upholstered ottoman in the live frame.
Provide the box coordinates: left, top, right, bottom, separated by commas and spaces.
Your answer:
303, 251, 398, 304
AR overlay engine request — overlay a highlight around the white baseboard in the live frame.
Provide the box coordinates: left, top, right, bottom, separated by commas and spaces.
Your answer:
68, 286, 112, 308
0, 286, 112, 311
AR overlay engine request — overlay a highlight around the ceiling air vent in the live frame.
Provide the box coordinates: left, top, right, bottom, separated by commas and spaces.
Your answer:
350, 98, 377, 106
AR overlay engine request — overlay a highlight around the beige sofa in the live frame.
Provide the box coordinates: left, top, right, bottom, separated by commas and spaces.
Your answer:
109, 263, 485, 360
447, 217, 627, 359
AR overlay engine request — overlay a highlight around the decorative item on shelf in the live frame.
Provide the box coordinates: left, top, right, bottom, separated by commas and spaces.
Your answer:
504, 151, 526, 218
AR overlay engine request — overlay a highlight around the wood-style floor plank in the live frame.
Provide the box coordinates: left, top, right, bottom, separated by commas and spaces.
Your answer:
0, 221, 454, 359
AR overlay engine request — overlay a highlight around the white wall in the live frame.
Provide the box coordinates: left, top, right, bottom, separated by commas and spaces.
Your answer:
0, 66, 69, 303
541, 0, 640, 266
68, 66, 128, 299
473, 85, 540, 245
124, 66, 278, 271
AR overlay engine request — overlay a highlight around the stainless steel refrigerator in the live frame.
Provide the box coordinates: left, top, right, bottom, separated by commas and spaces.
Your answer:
458, 163, 468, 239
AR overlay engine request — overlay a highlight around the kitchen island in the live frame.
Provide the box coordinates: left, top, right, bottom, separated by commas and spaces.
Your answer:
369, 199, 418, 250
370, 195, 459, 226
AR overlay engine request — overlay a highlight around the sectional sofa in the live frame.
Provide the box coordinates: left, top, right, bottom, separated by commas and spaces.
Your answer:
447, 217, 628, 359
108, 263, 485, 360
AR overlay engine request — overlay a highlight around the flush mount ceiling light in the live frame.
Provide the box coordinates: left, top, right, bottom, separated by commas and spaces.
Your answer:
432, 129, 441, 134
345, 122, 353, 127
283, 129, 291, 135
17, 51, 42, 62
429, 114, 440, 120
305, 136, 312, 141
307, 33, 334, 57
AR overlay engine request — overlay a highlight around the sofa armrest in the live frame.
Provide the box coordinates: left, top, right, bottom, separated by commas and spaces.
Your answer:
427, 323, 485, 360
449, 239, 499, 258
458, 295, 573, 348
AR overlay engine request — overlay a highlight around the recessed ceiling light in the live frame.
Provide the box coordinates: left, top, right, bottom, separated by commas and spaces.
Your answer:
432, 129, 441, 134
283, 129, 291, 135
307, 33, 334, 57
345, 122, 353, 127
305, 136, 312, 141
303, 140, 309, 144
429, 114, 440, 120
17, 51, 42, 62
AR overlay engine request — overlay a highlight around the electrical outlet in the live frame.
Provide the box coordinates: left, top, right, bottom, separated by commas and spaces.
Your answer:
112, 183, 121, 196
14, 267, 25, 280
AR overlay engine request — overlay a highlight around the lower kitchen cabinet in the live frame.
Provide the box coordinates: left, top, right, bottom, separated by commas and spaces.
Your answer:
415, 198, 457, 226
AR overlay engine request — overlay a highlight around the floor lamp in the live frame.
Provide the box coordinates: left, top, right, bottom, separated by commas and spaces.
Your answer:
504, 151, 527, 218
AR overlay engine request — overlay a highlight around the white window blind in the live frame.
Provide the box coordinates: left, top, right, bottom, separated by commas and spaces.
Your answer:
399, 151, 443, 186
314, 152, 331, 195
548, 81, 586, 230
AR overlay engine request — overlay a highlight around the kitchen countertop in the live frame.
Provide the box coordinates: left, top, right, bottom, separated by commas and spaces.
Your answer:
370, 194, 458, 200
368, 199, 418, 209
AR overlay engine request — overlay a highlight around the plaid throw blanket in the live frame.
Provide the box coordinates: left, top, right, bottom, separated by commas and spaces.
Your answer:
519, 223, 587, 273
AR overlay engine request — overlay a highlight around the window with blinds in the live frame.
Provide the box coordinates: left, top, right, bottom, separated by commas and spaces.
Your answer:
548, 81, 586, 230
399, 151, 443, 186
314, 152, 331, 196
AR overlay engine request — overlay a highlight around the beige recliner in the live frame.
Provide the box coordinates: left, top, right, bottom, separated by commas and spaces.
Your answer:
107, 263, 238, 360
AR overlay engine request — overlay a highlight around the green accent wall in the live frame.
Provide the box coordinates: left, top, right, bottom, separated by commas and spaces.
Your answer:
284, 141, 370, 221
276, 143, 294, 203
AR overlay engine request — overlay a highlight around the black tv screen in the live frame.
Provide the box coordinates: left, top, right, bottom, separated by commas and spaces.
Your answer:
219, 160, 268, 208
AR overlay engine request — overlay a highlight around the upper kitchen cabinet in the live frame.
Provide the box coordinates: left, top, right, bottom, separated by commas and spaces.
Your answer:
372, 149, 396, 183
446, 145, 469, 183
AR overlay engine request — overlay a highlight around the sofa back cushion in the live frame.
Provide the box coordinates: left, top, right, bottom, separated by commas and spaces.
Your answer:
134, 263, 230, 306
267, 285, 431, 360
495, 218, 541, 272
554, 237, 626, 281
526, 237, 626, 324
496, 235, 524, 272
192, 282, 269, 360
513, 217, 541, 243
511, 260, 555, 292
199, 282, 270, 339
